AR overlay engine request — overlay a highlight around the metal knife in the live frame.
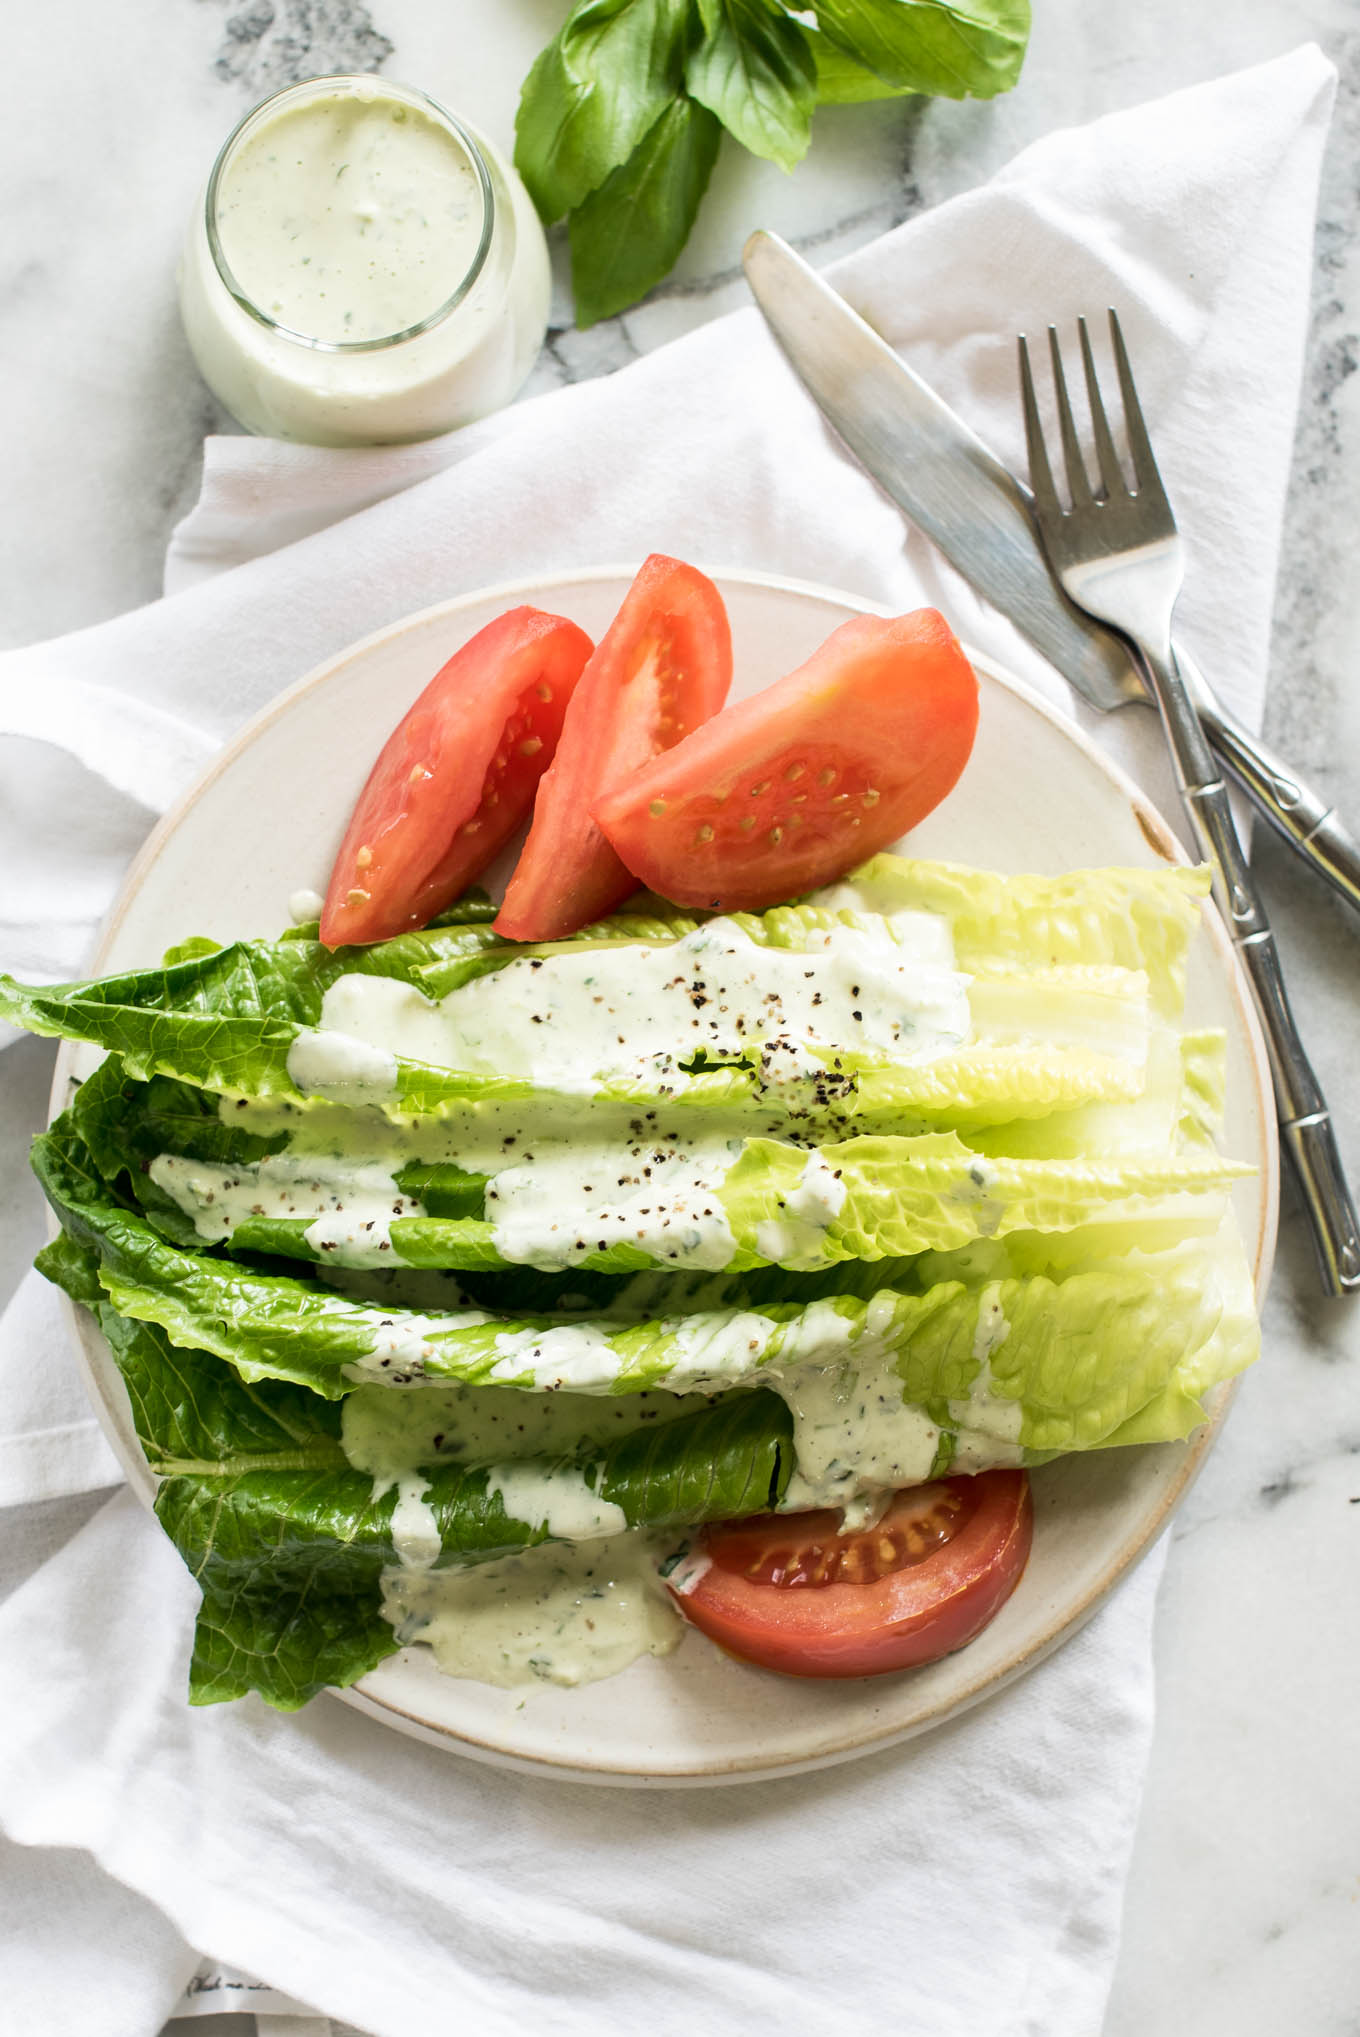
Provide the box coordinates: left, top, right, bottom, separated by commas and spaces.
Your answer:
742, 230, 1360, 921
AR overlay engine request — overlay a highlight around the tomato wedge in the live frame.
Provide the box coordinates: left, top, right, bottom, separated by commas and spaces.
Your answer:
593, 608, 978, 911
494, 556, 732, 942
669, 1473, 1032, 1679
320, 607, 593, 948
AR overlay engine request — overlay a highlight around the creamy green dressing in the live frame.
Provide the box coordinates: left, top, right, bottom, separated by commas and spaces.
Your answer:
179, 74, 551, 446
485, 1129, 740, 1272
752, 1149, 848, 1264
947, 1285, 1026, 1470
774, 1351, 943, 1529
286, 911, 971, 1105
382, 1473, 442, 1569
484, 1465, 628, 1542
344, 1382, 699, 1684
182, 906, 974, 1273
381, 1533, 683, 1690
214, 87, 485, 344
286, 1028, 400, 1105
147, 1149, 421, 1258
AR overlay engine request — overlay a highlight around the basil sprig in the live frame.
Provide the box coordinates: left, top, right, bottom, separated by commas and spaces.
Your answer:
515, 0, 1031, 325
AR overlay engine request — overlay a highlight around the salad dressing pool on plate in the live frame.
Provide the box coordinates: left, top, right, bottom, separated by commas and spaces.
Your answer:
381, 1535, 684, 1691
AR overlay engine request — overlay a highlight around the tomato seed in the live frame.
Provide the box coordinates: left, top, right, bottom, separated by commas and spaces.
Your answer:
862, 788, 880, 807
785, 762, 806, 781
818, 766, 837, 786
769, 826, 783, 845
695, 824, 714, 844
739, 815, 755, 831
535, 683, 553, 701
355, 845, 373, 869
519, 736, 543, 756
345, 887, 369, 908
649, 798, 667, 817
750, 780, 770, 797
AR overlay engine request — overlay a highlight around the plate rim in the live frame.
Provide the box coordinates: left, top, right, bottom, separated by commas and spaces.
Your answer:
46, 562, 1279, 1784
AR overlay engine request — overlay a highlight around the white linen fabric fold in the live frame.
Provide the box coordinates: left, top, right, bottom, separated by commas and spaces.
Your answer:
0, 46, 1334, 2037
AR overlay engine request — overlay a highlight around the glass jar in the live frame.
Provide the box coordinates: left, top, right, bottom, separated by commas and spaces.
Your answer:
178, 75, 550, 447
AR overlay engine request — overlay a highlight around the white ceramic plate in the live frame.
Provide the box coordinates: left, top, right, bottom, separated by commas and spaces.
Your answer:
53, 566, 1277, 1786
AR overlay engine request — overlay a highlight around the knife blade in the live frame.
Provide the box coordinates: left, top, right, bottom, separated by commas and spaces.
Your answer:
742, 229, 1360, 921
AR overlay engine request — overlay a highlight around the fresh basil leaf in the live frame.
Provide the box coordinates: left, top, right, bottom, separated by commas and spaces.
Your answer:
809, 0, 1030, 99
570, 96, 722, 327
514, 0, 697, 223
686, 0, 815, 171
806, 26, 916, 101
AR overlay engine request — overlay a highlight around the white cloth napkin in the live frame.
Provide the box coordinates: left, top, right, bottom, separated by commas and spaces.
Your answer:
0, 46, 1334, 2037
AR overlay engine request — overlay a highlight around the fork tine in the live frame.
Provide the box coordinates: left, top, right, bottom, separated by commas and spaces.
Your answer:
1108, 309, 1165, 497
1047, 325, 1094, 508
1077, 316, 1126, 499
1018, 335, 1062, 519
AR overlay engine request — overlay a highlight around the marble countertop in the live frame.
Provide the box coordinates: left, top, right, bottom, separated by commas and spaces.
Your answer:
2, 3, 1358, 2033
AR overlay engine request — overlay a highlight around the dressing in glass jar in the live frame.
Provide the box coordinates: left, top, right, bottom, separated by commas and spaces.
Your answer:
179, 75, 550, 446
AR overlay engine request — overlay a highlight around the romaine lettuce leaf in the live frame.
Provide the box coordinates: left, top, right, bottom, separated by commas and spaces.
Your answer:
36, 1114, 1257, 1447
39, 1098, 1246, 1320
1, 863, 1198, 1125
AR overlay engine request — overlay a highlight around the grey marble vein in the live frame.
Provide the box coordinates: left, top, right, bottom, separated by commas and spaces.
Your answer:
206, 0, 394, 94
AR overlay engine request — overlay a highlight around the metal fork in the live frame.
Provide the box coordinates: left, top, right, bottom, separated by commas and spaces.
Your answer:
1019, 312, 1360, 1297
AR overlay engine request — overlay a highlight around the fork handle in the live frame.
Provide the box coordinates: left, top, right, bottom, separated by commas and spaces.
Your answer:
1135, 640, 1360, 1295
1176, 647, 1360, 916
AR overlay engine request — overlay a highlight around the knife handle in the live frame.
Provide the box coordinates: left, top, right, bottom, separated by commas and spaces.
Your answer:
1176, 646, 1360, 917
1143, 643, 1360, 1297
